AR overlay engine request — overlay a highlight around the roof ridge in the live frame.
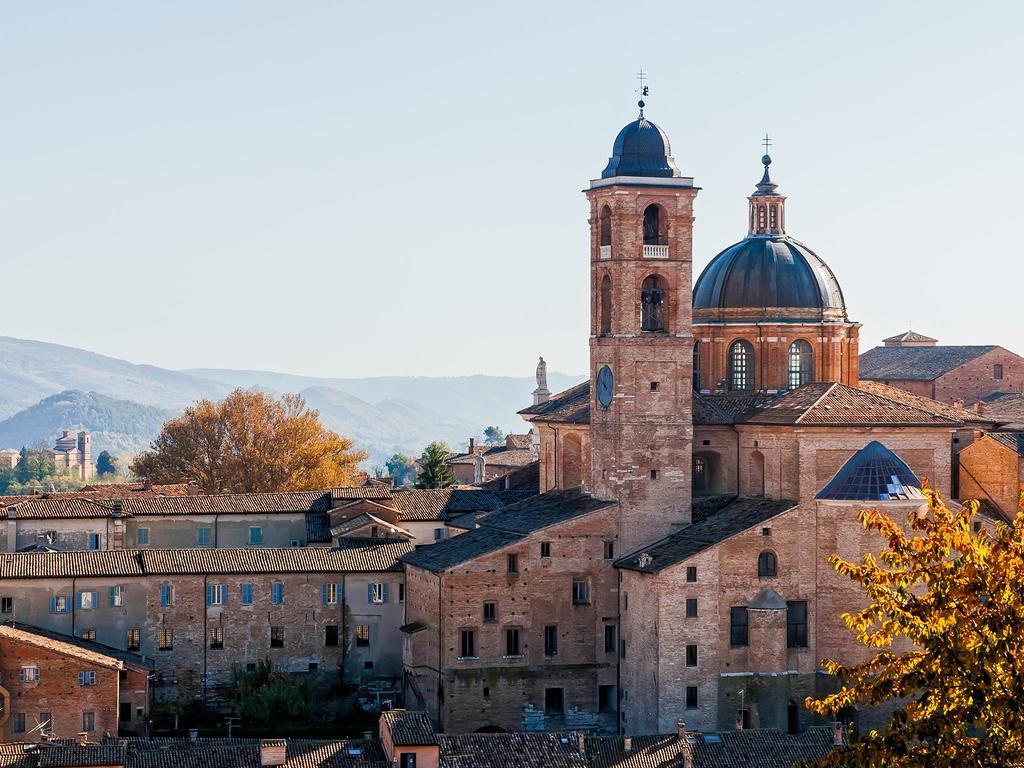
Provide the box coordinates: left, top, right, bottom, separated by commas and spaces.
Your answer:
793, 382, 839, 423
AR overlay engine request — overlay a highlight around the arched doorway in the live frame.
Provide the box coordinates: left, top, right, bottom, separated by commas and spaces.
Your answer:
561, 432, 583, 489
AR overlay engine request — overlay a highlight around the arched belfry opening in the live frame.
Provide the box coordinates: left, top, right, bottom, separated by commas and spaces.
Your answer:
728, 340, 754, 391
599, 274, 612, 336
788, 340, 813, 388
642, 204, 666, 245
599, 206, 612, 247
640, 275, 667, 332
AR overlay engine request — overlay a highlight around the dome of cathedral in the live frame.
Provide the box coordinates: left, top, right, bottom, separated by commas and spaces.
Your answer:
692, 235, 848, 322
600, 116, 681, 179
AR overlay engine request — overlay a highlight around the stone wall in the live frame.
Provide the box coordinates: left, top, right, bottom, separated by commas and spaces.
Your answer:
959, 435, 1021, 517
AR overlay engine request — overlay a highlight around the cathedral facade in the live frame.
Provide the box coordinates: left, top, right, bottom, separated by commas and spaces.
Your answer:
401, 103, 998, 736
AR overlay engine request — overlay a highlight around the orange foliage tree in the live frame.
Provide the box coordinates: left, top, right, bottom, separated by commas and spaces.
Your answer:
131, 389, 366, 493
806, 487, 1024, 767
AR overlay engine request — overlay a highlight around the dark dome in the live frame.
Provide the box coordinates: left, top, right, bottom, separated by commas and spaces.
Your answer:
601, 117, 681, 178
692, 235, 847, 322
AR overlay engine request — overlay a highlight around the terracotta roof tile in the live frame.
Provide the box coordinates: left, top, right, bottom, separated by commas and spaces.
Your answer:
518, 382, 590, 425
440, 733, 588, 768
882, 330, 937, 343
331, 487, 394, 501
387, 489, 522, 522
0, 625, 123, 669
381, 710, 438, 746
745, 383, 959, 426
859, 345, 999, 381
857, 381, 993, 424
990, 431, 1024, 456
120, 492, 331, 516
38, 745, 124, 767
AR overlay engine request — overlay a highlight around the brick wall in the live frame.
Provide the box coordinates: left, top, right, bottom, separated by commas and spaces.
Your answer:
959, 435, 1022, 517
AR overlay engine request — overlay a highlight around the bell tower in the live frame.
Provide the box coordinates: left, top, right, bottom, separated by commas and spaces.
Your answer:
586, 96, 698, 553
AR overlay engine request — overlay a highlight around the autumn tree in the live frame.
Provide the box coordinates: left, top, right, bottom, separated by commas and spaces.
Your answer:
805, 487, 1024, 767
131, 389, 366, 493
416, 441, 455, 489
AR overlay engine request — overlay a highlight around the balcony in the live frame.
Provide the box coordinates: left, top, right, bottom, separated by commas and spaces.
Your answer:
643, 244, 669, 259
599, 245, 612, 260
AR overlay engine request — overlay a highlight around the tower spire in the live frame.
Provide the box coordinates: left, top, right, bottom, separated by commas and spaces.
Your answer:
636, 68, 649, 118
748, 137, 786, 235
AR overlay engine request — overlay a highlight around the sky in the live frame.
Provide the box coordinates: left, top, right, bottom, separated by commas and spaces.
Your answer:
0, 1, 1020, 378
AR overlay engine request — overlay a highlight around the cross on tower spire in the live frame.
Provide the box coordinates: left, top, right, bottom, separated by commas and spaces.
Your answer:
762, 133, 773, 156
636, 68, 649, 117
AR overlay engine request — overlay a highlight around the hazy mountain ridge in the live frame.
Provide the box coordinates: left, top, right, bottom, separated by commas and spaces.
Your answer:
0, 336, 584, 464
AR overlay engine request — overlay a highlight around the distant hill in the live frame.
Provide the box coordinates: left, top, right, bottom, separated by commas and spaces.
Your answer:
0, 390, 177, 459
0, 335, 227, 419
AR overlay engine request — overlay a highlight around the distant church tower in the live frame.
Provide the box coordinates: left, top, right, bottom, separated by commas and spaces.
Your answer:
586, 94, 698, 553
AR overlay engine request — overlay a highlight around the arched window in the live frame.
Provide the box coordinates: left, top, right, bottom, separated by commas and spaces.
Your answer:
640, 275, 666, 332
693, 456, 708, 493
599, 206, 612, 247
599, 274, 612, 336
642, 204, 665, 245
729, 340, 754, 391
757, 550, 777, 578
693, 342, 701, 391
788, 340, 813, 389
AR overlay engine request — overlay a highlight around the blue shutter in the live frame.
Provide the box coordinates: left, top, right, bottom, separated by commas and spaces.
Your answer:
367, 584, 373, 603
222, 585, 227, 606
91, 591, 98, 608
109, 587, 116, 607
49, 597, 57, 614
206, 585, 213, 605
76, 592, 83, 609
322, 583, 328, 605
382, 584, 390, 603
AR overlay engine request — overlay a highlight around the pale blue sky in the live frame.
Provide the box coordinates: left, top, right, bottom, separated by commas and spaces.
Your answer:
1, 1, 1019, 378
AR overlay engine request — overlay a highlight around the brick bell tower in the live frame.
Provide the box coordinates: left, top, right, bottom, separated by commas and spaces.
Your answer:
586, 94, 698, 553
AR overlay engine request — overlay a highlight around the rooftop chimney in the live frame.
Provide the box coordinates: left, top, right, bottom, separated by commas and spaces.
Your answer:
577, 732, 586, 753
77, 732, 89, 746
623, 735, 633, 753
189, 729, 198, 742
832, 721, 844, 746
469, 438, 475, 454
676, 721, 686, 737
260, 739, 287, 767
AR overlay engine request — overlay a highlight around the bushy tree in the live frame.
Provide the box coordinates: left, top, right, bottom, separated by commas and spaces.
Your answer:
95, 450, 118, 477
131, 389, 366, 493
385, 453, 417, 487
0, 446, 84, 494
805, 487, 1024, 767
416, 441, 455, 489
483, 426, 505, 446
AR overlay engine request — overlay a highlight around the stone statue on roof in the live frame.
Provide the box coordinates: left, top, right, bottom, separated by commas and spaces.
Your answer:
532, 357, 550, 405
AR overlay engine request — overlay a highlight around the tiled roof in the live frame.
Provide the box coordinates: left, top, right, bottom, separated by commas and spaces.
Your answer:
329, 513, 411, 539
440, 733, 588, 768
402, 489, 614, 573
38, 745, 125, 767
506, 434, 532, 449
744, 383, 959, 426
306, 510, 332, 543
882, 330, 937, 343
120, 492, 331, 516
0, 541, 411, 579
381, 710, 438, 746
387, 488, 523, 522
616, 497, 798, 573
856, 381, 995, 424
116, 738, 389, 768
0, 625, 123, 669
859, 345, 998, 381
80, 483, 199, 498
691, 495, 738, 523
4, 498, 116, 519
2, 622, 153, 670
990, 431, 1024, 456
981, 393, 1024, 429
0, 744, 36, 768
331, 487, 394, 501
695, 393, 775, 425
518, 381, 591, 425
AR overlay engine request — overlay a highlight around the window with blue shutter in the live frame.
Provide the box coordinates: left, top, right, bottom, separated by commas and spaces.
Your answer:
382, 584, 390, 603
197, 527, 210, 545
207, 584, 225, 606
241, 583, 253, 605
323, 583, 338, 605
88, 533, 99, 550
137, 528, 149, 546
78, 591, 98, 610
271, 583, 284, 605
160, 584, 173, 607
249, 527, 263, 545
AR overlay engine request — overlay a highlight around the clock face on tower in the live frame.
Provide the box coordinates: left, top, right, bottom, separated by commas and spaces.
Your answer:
597, 365, 614, 408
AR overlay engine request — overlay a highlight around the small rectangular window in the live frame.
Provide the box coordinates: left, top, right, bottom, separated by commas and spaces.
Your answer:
433, 528, 448, 540
505, 628, 521, 656
355, 624, 370, 647
79, 591, 96, 609
686, 685, 698, 709
507, 553, 519, 574
369, 583, 388, 604
82, 629, 96, 641
603, 541, 615, 560
650, 469, 658, 480
787, 601, 809, 648
207, 584, 225, 606
323, 582, 339, 605
762, 527, 772, 537
0, 597, 13, 614
110, 585, 125, 607
271, 582, 285, 605
78, 670, 97, 686
730, 607, 749, 647
399, 583, 405, 602
270, 626, 285, 648
544, 687, 564, 714
686, 644, 698, 667
650, 381, 659, 392
572, 579, 590, 605
544, 625, 558, 656
540, 541, 551, 558
88, 533, 99, 550
136, 528, 149, 546
400, 753, 417, 768
160, 584, 174, 607
994, 363, 1004, 380
39, 713, 52, 734
53, 595, 69, 614
12, 713, 25, 733
249, 526, 263, 545
483, 601, 497, 622
686, 597, 698, 618
241, 583, 254, 605
158, 628, 173, 650
209, 627, 224, 649
127, 629, 141, 651
83, 711, 95, 732
460, 629, 476, 658
686, 566, 697, 583
19, 665, 39, 683
197, 527, 210, 545
604, 624, 616, 653
325, 625, 339, 647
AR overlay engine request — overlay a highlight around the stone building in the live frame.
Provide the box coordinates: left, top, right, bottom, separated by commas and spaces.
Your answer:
52, 431, 92, 481
0, 623, 151, 740
859, 335, 1024, 405
447, 435, 536, 486
958, 431, 1024, 519
0, 540, 410, 705
402, 99, 1009, 737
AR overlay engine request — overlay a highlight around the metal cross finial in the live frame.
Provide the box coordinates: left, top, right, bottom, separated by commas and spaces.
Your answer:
636, 68, 649, 116
762, 133, 772, 155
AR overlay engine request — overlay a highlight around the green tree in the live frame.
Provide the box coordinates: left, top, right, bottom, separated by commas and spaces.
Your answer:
416, 441, 455, 489
95, 450, 118, 477
385, 453, 417, 487
483, 426, 505, 445
0, 446, 84, 494
805, 487, 1024, 767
